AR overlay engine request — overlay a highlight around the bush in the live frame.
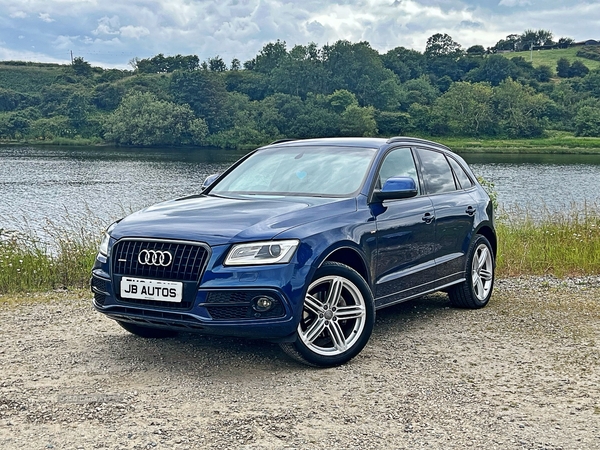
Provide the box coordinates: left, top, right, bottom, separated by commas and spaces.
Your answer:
574, 106, 600, 136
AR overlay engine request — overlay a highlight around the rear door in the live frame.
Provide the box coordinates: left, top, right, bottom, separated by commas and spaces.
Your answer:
415, 148, 477, 285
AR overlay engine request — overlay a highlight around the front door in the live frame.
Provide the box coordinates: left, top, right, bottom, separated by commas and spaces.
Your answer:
373, 147, 437, 306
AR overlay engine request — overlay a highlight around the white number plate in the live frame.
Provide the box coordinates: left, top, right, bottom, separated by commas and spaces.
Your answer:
120, 277, 183, 303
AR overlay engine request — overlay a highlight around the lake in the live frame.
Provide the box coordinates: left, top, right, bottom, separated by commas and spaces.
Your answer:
1, 145, 599, 234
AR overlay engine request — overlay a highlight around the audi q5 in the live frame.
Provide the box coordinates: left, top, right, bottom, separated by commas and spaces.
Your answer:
91, 137, 496, 367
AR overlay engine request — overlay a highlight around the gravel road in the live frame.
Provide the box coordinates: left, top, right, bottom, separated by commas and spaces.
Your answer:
1, 277, 599, 450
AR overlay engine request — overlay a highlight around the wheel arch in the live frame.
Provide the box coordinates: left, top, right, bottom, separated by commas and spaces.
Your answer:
318, 246, 370, 286
475, 225, 497, 259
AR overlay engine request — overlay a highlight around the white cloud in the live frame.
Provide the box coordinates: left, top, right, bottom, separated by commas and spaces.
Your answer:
93, 16, 121, 35
499, 0, 531, 6
120, 25, 150, 39
0, 45, 67, 64
10, 11, 28, 19
53, 35, 79, 49
39, 13, 55, 23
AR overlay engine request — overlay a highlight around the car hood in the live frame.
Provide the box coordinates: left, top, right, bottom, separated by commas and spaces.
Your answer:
111, 194, 357, 246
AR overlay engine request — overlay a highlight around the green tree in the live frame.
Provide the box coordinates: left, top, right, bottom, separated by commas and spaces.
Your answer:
569, 60, 590, 78
557, 58, 571, 78
271, 43, 328, 98
465, 55, 519, 86
65, 92, 90, 127
430, 82, 495, 136
574, 105, 600, 136
534, 65, 553, 82
103, 92, 208, 146
424, 33, 463, 58
493, 79, 550, 138
247, 40, 288, 73
71, 57, 92, 77
493, 34, 520, 52
208, 56, 227, 72
322, 40, 397, 105
466, 45, 486, 56
170, 71, 231, 132
400, 76, 440, 109
382, 47, 426, 82
340, 105, 377, 136
327, 90, 358, 113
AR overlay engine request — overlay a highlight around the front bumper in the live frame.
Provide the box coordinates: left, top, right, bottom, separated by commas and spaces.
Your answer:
91, 246, 310, 341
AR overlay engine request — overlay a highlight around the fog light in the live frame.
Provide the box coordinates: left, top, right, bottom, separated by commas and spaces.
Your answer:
252, 296, 275, 312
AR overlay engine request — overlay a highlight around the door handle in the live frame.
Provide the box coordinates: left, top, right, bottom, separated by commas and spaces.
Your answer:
422, 212, 435, 224
465, 206, 476, 216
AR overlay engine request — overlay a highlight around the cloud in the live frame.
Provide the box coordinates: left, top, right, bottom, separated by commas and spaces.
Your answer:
120, 25, 150, 39
93, 16, 121, 36
10, 11, 28, 19
39, 13, 55, 23
53, 35, 79, 50
499, 0, 531, 6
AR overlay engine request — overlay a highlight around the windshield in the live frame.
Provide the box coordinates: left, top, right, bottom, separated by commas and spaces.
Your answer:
211, 146, 377, 197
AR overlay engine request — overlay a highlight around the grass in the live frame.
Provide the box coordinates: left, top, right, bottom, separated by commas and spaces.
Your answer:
438, 132, 600, 154
0, 213, 102, 295
1, 204, 599, 296
504, 46, 600, 72
496, 203, 600, 277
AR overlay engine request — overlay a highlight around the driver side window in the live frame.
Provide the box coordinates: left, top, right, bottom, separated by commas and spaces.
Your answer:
378, 147, 420, 194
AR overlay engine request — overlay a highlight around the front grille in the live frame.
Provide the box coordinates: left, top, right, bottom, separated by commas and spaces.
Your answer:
204, 291, 285, 321
112, 239, 209, 282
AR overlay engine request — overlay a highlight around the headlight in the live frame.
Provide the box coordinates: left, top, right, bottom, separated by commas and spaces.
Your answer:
98, 222, 118, 256
224, 240, 299, 266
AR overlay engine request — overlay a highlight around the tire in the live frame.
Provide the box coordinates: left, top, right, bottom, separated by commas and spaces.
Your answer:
449, 234, 495, 309
280, 262, 375, 367
117, 321, 178, 338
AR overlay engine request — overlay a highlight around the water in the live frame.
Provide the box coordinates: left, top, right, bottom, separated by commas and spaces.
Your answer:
1, 145, 599, 234
465, 153, 600, 213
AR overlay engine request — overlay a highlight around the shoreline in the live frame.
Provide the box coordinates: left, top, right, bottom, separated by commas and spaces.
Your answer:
3, 135, 600, 154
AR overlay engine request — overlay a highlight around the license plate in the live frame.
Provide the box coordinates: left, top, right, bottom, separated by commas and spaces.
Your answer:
120, 277, 183, 303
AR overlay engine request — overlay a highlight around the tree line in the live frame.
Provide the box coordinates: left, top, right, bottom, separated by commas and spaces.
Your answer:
1, 29, 600, 148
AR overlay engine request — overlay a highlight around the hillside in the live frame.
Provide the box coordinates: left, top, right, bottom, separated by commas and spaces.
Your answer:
504, 46, 600, 72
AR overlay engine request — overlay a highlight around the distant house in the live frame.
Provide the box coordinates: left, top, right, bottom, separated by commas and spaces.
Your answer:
574, 39, 599, 46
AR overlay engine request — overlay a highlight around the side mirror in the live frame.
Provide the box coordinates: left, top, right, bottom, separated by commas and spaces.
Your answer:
201, 173, 220, 191
374, 177, 418, 201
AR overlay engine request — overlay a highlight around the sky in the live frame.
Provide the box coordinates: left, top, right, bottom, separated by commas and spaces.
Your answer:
0, 0, 598, 69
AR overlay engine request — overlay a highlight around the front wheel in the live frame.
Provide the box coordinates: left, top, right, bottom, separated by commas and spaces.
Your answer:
280, 262, 375, 367
449, 234, 495, 309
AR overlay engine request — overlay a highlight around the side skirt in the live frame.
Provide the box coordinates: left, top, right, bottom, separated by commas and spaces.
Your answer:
374, 278, 465, 310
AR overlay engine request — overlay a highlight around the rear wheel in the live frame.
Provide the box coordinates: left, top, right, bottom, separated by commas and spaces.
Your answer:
280, 262, 375, 367
449, 234, 495, 309
117, 321, 178, 338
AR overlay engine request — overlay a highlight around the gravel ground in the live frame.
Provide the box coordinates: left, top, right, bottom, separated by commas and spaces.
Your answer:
1, 276, 599, 450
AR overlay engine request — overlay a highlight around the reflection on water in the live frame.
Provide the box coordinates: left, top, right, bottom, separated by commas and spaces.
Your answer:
1, 146, 599, 234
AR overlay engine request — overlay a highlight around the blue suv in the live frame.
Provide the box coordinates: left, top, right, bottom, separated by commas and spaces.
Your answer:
91, 137, 496, 367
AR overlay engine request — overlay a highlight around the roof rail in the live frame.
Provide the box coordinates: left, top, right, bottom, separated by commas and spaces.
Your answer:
269, 138, 296, 145
386, 136, 453, 152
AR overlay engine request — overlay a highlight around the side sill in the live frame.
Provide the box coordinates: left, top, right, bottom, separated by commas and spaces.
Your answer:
374, 278, 465, 310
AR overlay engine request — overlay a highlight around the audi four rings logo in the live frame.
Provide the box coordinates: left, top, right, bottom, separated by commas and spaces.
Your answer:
138, 250, 173, 267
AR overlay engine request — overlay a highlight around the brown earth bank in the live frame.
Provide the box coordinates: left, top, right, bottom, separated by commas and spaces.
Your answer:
0, 277, 599, 450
